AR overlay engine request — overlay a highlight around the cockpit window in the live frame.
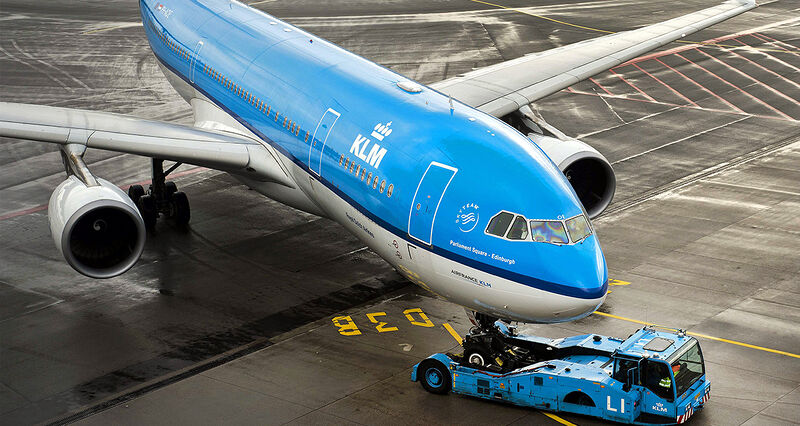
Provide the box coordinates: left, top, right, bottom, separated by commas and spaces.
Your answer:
486, 212, 514, 237
530, 220, 568, 244
565, 214, 592, 243
506, 215, 529, 240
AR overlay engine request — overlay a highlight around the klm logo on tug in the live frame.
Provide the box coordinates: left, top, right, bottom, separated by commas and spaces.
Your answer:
349, 122, 392, 169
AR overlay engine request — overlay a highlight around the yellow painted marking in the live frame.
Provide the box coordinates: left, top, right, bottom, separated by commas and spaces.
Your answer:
607, 278, 631, 294
467, 0, 793, 54
443, 323, 463, 345
593, 312, 800, 359
404, 308, 435, 327
543, 412, 578, 426
469, 0, 612, 34
366, 312, 398, 333
332, 315, 361, 336
82, 23, 141, 35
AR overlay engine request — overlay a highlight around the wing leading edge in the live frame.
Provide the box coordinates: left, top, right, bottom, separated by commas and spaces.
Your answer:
0, 102, 294, 187
431, 0, 757, 117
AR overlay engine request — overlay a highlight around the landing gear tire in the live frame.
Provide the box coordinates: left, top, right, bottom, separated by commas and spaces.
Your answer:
128, 185, 145, 206
165, 181, 178, 197
134, 160, 192, 230
138, 194, 158, 231
419, 359, 451, 395
465, 348, 492, 368
170, 191, 190, 226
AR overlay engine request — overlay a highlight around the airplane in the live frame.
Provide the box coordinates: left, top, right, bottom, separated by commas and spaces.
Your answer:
0, 0, 756, 324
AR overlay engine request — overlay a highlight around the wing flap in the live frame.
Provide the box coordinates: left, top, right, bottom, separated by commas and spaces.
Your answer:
431, 0, 757, 117
0, 102, 294, 187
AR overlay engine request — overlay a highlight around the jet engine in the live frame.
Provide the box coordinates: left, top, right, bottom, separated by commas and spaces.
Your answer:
503, 107, 616, 218
48, 175, 146, 279
528, 134, 616, 218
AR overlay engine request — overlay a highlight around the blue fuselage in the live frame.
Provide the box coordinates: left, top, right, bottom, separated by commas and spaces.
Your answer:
139, 0, 608, 322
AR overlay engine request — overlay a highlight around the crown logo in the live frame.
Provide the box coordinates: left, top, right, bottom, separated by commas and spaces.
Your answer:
371, 122, 393, 141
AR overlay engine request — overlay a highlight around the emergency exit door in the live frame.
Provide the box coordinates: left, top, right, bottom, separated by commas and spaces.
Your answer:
190, 40, 204, 83
408, 162, 458, 245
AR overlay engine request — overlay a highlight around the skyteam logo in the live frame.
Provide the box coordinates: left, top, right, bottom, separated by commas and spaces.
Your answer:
456, 203, 480, 232
350, 121, 392, 169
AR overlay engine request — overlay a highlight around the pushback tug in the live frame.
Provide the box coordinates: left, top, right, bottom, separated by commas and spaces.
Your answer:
413, 319, 709, 425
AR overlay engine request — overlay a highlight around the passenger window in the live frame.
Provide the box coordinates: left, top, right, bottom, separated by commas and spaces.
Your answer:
380, 180, 386, 193
486, 212, 514, 237
373, 176, 379, 189
360, 169, 366, 181
344, 158, 350, 168
339, 154, 343, 165
387, 184, 393, 197
506, 215, 529, 240
530, 220, 568, 244
367, 172, 372, 184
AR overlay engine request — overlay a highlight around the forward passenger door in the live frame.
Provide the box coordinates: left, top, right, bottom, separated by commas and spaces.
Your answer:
408, 162, 457, 245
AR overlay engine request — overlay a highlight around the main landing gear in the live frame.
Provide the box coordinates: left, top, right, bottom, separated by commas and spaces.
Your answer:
128, 159, 191, 231
460, 312, 538, 373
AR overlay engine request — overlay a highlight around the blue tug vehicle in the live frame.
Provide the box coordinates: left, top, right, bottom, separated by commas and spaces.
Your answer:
413, 321, 710, 424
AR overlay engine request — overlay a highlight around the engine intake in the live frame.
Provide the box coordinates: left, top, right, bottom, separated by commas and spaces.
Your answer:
49, 176, 146, 278
529, 134, 616, 218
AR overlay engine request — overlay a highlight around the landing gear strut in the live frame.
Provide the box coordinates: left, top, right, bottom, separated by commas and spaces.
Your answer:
128, 159, 191, 231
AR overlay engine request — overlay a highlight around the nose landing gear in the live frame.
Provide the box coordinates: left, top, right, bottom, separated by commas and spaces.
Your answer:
460, 311, 537, 373
128, 159, 191, 231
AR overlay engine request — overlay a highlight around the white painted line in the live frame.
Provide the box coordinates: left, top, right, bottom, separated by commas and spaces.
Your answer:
577, 106, 681, 139
704, 180, 800, 197
612, 116, 751, 165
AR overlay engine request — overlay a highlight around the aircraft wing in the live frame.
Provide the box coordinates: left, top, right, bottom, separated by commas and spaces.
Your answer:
431, 0, 757, 118
0, 102, 294, 187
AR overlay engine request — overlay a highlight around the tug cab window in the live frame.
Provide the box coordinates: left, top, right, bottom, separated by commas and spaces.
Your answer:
671, 340, 704, 398
645, 361, 674, 401
506, 215, 529, 240
486, 212, 514, 237
565, 214, 592, 243
530, 220, 568, 244
614, 357, 639, 384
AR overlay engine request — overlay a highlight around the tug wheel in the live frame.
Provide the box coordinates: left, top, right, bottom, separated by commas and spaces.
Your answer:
419, 359, 451, 395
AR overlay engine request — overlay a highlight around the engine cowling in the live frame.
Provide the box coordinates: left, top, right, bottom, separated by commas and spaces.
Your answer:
48, 176, 146, 278
529, 134, 616, 218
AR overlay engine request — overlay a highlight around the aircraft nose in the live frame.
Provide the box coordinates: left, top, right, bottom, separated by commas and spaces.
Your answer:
545, 237, 608, 321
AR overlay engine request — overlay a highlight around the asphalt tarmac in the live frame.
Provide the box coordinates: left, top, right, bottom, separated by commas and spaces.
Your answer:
1, 0, 799, 425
